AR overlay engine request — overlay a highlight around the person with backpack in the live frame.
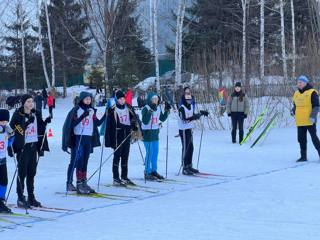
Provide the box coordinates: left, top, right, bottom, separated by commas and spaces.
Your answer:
292, 75, 320, 162
178, 93, 209, 175
227, 82, 249, 144
0, 109, 15, 213
105, 90, 138, 186
9, 95, 51, 208
141, 92, 171, 180
62, 92, 105, 194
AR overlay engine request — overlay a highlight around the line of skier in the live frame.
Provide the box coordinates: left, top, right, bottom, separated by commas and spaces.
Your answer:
0, 75, 319, 214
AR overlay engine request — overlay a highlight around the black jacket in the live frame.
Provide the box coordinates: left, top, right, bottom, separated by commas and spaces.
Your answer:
179, 95, 200, 122
105, 104, 135, 149
34, 95, 43, 110
9, 107, 49, 155
62, 105, 105, 153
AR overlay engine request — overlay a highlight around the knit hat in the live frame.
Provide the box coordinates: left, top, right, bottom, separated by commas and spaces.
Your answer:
0, 109, 10, 122
297, 75, 309, 83
116, 90, 125, 100
21, 94, 33, 106
235, 82, 242, 88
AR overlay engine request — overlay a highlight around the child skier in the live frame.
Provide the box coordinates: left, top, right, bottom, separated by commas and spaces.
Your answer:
63, 91, 105, 194
141, 93, 171, 180
0, 109, 14, 213
105, 90, 138, 186
178, 93, 208, 175
10, 94, 51, 208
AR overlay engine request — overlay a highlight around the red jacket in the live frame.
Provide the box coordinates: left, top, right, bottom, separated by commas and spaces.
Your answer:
125, 89, 133, 106
48, 95, 54, 107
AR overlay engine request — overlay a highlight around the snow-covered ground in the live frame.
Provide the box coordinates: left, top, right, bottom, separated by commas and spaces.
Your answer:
1, 93, 320, 240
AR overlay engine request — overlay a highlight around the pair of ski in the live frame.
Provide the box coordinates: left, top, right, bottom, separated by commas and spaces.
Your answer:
56, 191, 138, 200
0, 211, 54, 229
180, 172, 232, 179
240, 108, 278, 148
7, 203, 75, 214
103, 183, 159, 194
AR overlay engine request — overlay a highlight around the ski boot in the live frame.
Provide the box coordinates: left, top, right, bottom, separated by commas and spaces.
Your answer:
28, 195, 42, 207
76, 181, 90, 194
121, 178, 135, 186
189, 165, 199, 174
0, 199, 12, 213
82, 180, 96, 193
151, 171, 165, 180
182, 167, 194, 176
17, 195, 29, 209
66, 182, 77, 192
144, 172, 158, 181
113, 178, 126, 187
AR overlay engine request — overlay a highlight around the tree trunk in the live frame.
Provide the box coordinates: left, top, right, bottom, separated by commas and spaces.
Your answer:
241, 0, 248, 85
62, 40, 67, 97
152, 0, 160, 93
19, 3, 27, 93
280, 0, 288, 83
37, 0, 51, 89
44, 0, 56, 88
175, 0, 186, 88
290, 0, 296, 80
260, 0, 265, 84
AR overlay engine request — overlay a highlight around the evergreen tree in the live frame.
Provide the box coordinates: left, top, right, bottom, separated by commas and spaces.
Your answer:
2, 4, 40, 91
40, 0, 91, 96
108, 0, 153, 90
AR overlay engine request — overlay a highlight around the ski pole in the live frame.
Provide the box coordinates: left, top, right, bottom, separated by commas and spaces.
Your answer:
137, 140, 145, 165
10, 146, 29, 215
196, 118, 204, 170
87, 132, 133, 182
5, 159, 17, 203
66, 122, 85, 196
97, 112, 107, 192
165, 116, 169, 179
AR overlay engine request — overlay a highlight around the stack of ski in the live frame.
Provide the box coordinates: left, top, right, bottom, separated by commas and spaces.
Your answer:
240, 108, 268, 145
250, 112, 278, 148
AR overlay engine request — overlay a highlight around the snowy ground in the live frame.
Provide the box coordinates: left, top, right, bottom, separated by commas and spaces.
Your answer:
1, 92, 320, 240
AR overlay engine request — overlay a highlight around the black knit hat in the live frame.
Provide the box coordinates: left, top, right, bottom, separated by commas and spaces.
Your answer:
21, 94, 33, 106
0, 109, 10, 122
235, 82, 242, 88
116, 90, 125, 100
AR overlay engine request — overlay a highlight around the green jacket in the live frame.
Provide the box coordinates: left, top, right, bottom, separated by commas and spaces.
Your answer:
141, 92, 169, 142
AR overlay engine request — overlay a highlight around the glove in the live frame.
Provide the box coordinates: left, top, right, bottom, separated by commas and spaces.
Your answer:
7, 147, 13, 158
165, 102, 171, 111
45, 117, 52, 124
228, 113, 231, 117
8, 136, 15, 148
190, 114, 201, 121
200, 110, 209, 117
81, 110, 90, 118
243, 114, 247, 119
26, 115, 35, 126
5, 125, 14, 135
0, 125, 4, 133
310, 117, 316, 124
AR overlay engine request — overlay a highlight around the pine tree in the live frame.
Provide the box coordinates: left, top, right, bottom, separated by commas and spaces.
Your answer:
108, 0, 153, 90
40, 0, 91, 97
2, 4, 40, 92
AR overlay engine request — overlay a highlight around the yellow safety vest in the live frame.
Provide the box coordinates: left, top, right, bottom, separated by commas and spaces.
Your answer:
293, 89, 317, 126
